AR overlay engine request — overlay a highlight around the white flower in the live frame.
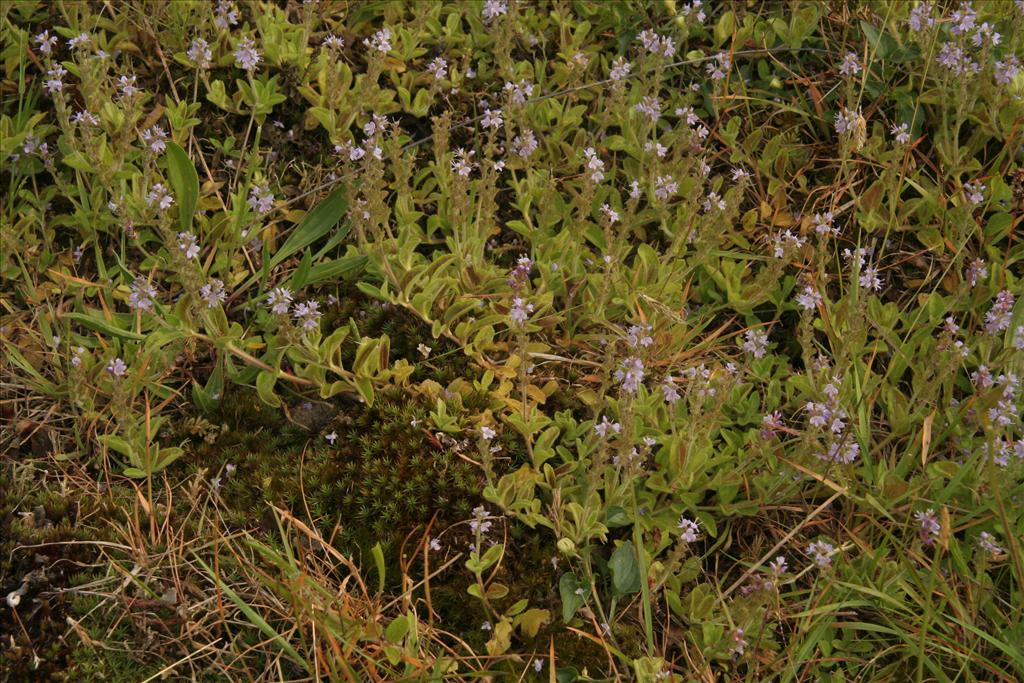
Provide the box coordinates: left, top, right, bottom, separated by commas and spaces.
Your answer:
118, 74, 139, 97
199, 279, 226, 308
147, 183, 174, 210
601, 204, 619, 224
364, 27, 393, 54
325, 431, 338, 444
481, 108, 503, 130
594, 416, 621, 437
177, 231, 200, 259
583, 147, 605, 183
267, 287, 293, 315
891, 122, 911, 144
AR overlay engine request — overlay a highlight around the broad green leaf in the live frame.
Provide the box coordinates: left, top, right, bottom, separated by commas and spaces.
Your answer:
269, 186, 348, 269
65, 312, 145, 340
165, 141, 199, 231
609, 540, 641, 595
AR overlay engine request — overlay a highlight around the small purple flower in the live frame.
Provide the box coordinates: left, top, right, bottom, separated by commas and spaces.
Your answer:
35, 30, 58, 54
614, 356, 645, 393
839, 51, 861, 76
511, 129, 538, 158
426, 56, 448, 81
984, 291, 1015, 334
609, 57, 631, 81
583, 147, 605, 183
509, 297, 534, 326
364, 27, 393, 54
859, 265, 882, 292
267, 287, 293, 315
187, 37, 212, 69
964, 182, 985, 206
481, 108, 503, 130
118, 74, 139, 98
106, 357, 128, 377
147, 183, 174, 210
891, 122, 911, 145
742, 329, 769, 358
761, 411, 784, 438
141, 125, 167, 153
594, 415, 621, 438
234, 37, 261, 71
248, 184, 275, 215
978, 531, 1003, 556
199, 279, 226, 308
807, 540, 835, 568
292, 300, 322, 330
769, 555, 788, 575
653, 175, 677, 201
796, 286, 822, 311
44, 65, 67, 94
661, 377, 680, 404
677, 516, 700, 542
129, 279, 158, 312
177, 231, 199, 259
325, 431, 338, 444
915, 509, 941, 546
481, 0, 508, 22
965, 258, 988, 287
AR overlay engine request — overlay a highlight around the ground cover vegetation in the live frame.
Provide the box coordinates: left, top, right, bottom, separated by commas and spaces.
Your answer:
1, 0, 1023, 680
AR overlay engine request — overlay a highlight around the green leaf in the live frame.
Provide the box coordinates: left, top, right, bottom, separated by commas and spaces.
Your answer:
559, 573, 588, 622
609, 540, 641, 596
165, 141, 199, 232
385, 615, 409, 643
370, 542, 386, 593
269, 186, 348, 270
255, 370, 281, 407
65, 311, 145, 340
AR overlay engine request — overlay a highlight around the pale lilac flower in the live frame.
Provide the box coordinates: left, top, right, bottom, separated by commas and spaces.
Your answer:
234, 37, 261, 71
653, 175, 677, 201
583, 147, 605, 183
503, 79, 534, 105
706, 52, 731, 81
936, 43, 979, 77
426, 56, 448, 81
469, 505, 492, 534
601, 204, 620, 224
147, 183, 174, 210
364, 27, 393, 54
509, 297, 534, 326
818, 440, 860, 464
907, 3, 935, 32
508, 255, 533, 290
214, 1, 239, 29
325, 431, 338, 444
292, 300, 322, 330
995, 57, 1021, 86
322, 34, 345, 50
971, 22, 1000, 47
451, 147, 475, 176
106, 357, 128, 377
628, 180, 642, 200
949, 2, 977, 37
680, 0, 706, 23
481, 0, 508, 22
677, 516, 700, 542
199, 279, 226, 308
891, 122, 911, 144
480, 620, 492, 631
225, 463, 236, 476
834, 107, 861, 135
511, 129, 538, 158
481, 108, 503, 130
761, 411, 784, 438
1013, 326, 1024, 350
838, 51, 861, 76
248, 184, 274, 215
176, 231, 199, 259
187, 37, 212, 69
984, 291, 1015, 334
634, 95, 662, 122
637, 30, 675, 58
769, 555, 788, 575
661, 377, 680, 404
732, 167, 751, 181
128, 279, 158, 312
533, 659, 544, 673
730, 628, 748, 656
966, 258, 987, 287
72, 110, 99, 126
609, 56, 632, 81
772, 230, 806, 257
743, 329, 769, 358
44, 65, 67, 94
141, 125, 167, 153
267, 287, 293, 315
796, 285, 822, 310
859, 265, 882, 291
594, 415, 621, 437
429, 537, 442, 552
614, 357, 645, 393
480, 426, 496, 441
35, 30, 58, 54
964, 182, 985, 206
702, 191, 725, 213
978, 531, 1003, 556
807, 540, 835, 568
626, 324, 653, 348
118, 74, 139, 97
915, 509, 941, 546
